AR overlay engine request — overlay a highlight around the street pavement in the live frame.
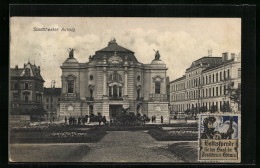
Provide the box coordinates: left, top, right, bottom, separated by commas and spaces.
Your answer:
10, 131, 190, 162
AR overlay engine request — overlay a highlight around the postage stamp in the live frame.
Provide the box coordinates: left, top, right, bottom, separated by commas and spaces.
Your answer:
198, 114, 241, 162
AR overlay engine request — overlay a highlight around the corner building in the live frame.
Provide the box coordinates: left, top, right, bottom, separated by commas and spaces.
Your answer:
59, 39, 169, 122
169, 52, 241, 117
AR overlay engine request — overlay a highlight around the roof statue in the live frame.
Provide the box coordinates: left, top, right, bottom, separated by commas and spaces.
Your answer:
154, 49, 160, 60
68, 48, 75, 58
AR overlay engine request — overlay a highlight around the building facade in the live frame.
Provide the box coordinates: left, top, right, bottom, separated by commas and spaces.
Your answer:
10, 62, 45, 118
43, 87, 61, 120
170, 52, 241, 118
59, 39, 169, 122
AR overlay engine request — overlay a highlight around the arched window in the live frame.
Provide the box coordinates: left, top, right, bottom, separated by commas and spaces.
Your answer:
68, 80, 74, 93
227, 69, 230, 79
109, 71, 122, 82
155, 82, 160, 94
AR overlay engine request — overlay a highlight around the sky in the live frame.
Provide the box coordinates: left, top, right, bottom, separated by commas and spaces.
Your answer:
10, 17, 241, 88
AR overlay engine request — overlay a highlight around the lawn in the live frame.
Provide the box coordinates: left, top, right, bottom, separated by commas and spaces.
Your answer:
10, 125, 107, 143
148, 127, 198, 141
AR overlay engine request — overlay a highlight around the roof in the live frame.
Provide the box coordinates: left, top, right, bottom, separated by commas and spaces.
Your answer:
186, 57, 222, 71
202, 59, 235, 72
91, 39, 138, 62
151, 59, 165, 65
44, 88, 61, 95
10, 68, 23, 77
170, 75, 186, 83
10, 62, 44, 81
97, 39, 134, 53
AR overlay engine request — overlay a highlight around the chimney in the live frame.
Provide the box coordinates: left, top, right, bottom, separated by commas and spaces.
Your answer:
222, 52, 228, 62
15, 65, 18, 70
231, 53, 235, 60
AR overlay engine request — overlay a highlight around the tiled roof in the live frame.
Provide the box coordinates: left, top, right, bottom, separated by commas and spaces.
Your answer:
10, 69, 23, 77
187, 57, 222, 71
92, 39, 138, 62
97, 39, 134, 53
10, 62, 44, 81
170, 75, 186, 83
44, 88, 61, 95
202, 59, 235, 72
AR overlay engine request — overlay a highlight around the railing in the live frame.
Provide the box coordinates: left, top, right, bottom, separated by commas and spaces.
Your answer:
61, 93, 78, 100
149, 94, 168, 101
109, 96, 123, 101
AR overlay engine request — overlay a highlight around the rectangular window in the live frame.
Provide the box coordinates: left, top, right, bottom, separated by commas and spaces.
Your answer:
216, 87, 218, 96
213, 74, 214, 83
46, 98, 49, 102
224, 85, 226, 95
119, 86, 122, 97
216, 73, 218, 82
155, 82, 160, 94
220, 85, 222, 95
220, 71, 222, 81
209, 88, 211, 97
68, 80, 74, 93
206, 76, 208, 84
224, 71, 226, 80
206, 89, 208, 97
25, 83, 29, 90
209, 75, 211, 83
213, 87, 215, 96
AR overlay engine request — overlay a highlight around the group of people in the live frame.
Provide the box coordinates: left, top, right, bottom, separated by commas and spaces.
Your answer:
151, 115, 157, 123
151, 115, 164, 123
65, 115, 89, 125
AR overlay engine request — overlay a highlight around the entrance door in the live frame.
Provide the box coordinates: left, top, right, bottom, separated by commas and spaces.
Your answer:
109, 105, 122, 118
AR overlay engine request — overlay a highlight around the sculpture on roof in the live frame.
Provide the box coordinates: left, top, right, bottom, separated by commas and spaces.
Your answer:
68, 48, 75, 58
153, 49, 160, 60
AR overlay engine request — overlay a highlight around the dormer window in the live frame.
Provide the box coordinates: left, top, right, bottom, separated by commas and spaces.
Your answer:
25, 68, 30, 76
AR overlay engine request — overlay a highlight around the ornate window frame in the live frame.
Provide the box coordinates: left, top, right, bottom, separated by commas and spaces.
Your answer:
64, 74, 77, 94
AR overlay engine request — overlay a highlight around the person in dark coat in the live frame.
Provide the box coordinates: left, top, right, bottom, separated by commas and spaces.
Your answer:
78, 116, 81, 125
65, 116, 67, 124
69, 116, 72, 125
102, 116, 107, 125
152, 116, 154, 123
154, 116, 156, 123
161, 115, 163, 123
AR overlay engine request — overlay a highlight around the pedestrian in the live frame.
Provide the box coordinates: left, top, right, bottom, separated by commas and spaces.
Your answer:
65, 116, 67, 125
161, 115, 163, 123
102, 116, 107, 125
78, 116, 81, 125
154, 115, 156, 123
85, 115, 89, 124
151, 116, 154, 123
69, 116, 72, 125
82, 117, 85, 125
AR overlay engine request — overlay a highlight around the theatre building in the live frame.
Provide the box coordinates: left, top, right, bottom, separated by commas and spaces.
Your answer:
169, 52, 241, 117
59, 39, 169, 122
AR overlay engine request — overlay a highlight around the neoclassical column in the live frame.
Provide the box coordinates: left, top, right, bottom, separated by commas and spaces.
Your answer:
124, 67, 128, 96
103, 67, 107, 96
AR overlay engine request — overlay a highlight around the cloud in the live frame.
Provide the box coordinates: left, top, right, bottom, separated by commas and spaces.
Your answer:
10, 18, 241, 88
